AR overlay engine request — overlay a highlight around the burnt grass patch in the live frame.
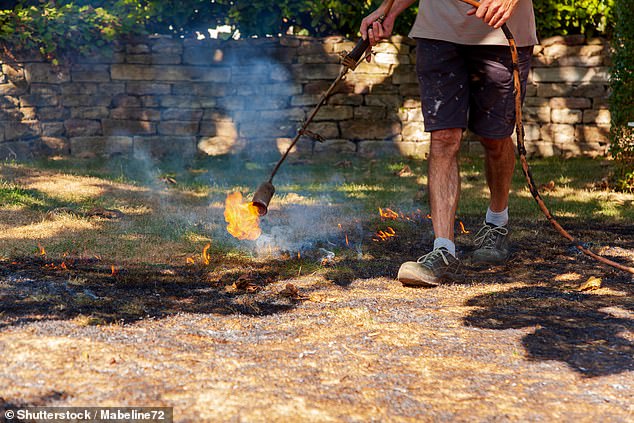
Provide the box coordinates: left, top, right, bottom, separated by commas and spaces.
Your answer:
2, 217, 632, 375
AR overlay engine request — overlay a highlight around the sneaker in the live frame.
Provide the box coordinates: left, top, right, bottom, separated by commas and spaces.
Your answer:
397, 247, 462, 287
472, 222, 511, 265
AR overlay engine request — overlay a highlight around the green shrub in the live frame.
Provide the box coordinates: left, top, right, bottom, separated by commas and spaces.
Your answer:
533, 0, 615, 38
0, 1, 617, 53
609, 0, 634, 192
0, 1, 144, 64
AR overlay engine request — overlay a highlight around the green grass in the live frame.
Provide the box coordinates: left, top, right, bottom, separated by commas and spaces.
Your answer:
19, 154, 634, 223
17, 156, 634, 224
3, 153, 632, 263
0, 181, 49, 209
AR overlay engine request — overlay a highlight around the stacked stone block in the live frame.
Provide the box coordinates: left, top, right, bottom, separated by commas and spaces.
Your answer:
0, 34, 611, 160
526, 35, 611, 157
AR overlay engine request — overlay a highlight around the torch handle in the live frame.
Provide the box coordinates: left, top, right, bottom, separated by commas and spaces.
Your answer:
346, 37, 371, 64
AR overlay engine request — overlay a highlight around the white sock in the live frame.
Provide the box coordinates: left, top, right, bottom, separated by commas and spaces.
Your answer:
486, 207, 509, 227
433, 237, 456, 257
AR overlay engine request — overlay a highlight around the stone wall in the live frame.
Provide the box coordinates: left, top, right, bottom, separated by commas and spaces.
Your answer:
0, 34, 611, 160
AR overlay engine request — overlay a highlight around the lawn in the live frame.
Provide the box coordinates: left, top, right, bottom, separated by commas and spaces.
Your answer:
1, 153, 632, 263
1, 152, 633, 421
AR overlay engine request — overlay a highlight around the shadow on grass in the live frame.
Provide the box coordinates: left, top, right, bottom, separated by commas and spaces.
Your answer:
464, 284, 634, 377
461, 219, 634, 377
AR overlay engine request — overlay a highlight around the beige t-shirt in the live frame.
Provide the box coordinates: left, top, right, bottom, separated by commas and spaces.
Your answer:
409, 0, 538, 47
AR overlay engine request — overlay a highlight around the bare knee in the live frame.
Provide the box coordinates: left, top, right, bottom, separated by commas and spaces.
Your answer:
431, 129, 462, 157
480, 136, 513, 159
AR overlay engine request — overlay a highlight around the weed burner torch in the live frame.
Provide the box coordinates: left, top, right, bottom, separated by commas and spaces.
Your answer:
251, 1, 396, 216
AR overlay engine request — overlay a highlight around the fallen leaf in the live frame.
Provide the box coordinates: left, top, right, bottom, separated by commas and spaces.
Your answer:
280, 283, 308, 300
161, 176, 177, 185
395, 164, 414, 177
539, 180, 556, 192
246, 284, 259, 293
233, 274, 251, 290
578, 276, 602, 291
281, 283, 299, 296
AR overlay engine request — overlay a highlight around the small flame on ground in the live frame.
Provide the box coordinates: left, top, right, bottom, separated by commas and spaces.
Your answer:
379, 207, 399, 220
44, 261, 69, 271
202, 243, 211, 265
186, 257, 195, 265
458, 220, 470, 234
338, 223, 350, 247
373, 226, 396, 242
111, 265, 117, 276
224, 192, 262, 241
37, 243, 46, 256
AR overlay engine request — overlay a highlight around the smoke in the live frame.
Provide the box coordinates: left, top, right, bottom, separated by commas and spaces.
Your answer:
193, 42, 367, 258
102, 38, 368, 259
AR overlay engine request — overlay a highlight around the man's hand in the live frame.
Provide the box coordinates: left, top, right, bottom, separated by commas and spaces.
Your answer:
360, 0, 416, 62
467, 0, 520, 29
360, 8, 396, 46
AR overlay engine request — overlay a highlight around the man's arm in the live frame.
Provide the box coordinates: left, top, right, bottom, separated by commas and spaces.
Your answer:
360, 0, 418, 47
466, 0, 520, 29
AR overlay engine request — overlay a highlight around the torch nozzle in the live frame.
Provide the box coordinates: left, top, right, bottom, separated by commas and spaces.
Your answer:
251, 181, 275, 216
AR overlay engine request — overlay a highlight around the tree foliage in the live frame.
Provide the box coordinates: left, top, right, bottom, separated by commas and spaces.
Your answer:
532, 0, 614, 38
0, 1, 144, 63
609, 0, 634, 192
0, 1, 616, 56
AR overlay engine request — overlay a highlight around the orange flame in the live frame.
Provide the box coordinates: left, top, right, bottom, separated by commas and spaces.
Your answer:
224, 192, 262, 241
379, 207, 399, 220
186, 257, 195, 265
458, 220, 470, 234
111, 265, 117, 276
373, 226, 396, 242
202, 243, 211, 265
338, 223, 350, 247
37, 243, 46, 256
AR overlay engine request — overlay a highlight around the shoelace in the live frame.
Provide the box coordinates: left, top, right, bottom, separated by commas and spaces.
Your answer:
416, 248, 450, 266
474, 224, 509, 249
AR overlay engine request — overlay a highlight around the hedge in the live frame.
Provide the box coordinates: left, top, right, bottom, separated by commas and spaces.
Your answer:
0, 0, 615, 57
609, 0, 634, 192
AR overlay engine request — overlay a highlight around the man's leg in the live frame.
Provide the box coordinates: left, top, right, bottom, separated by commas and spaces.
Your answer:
466, 44, 533, 265
429, 128, 463, 246
397, 128, 463, 287
472, 135, 515, 264
481, 136, 515, 213
398, 39, 468, 287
